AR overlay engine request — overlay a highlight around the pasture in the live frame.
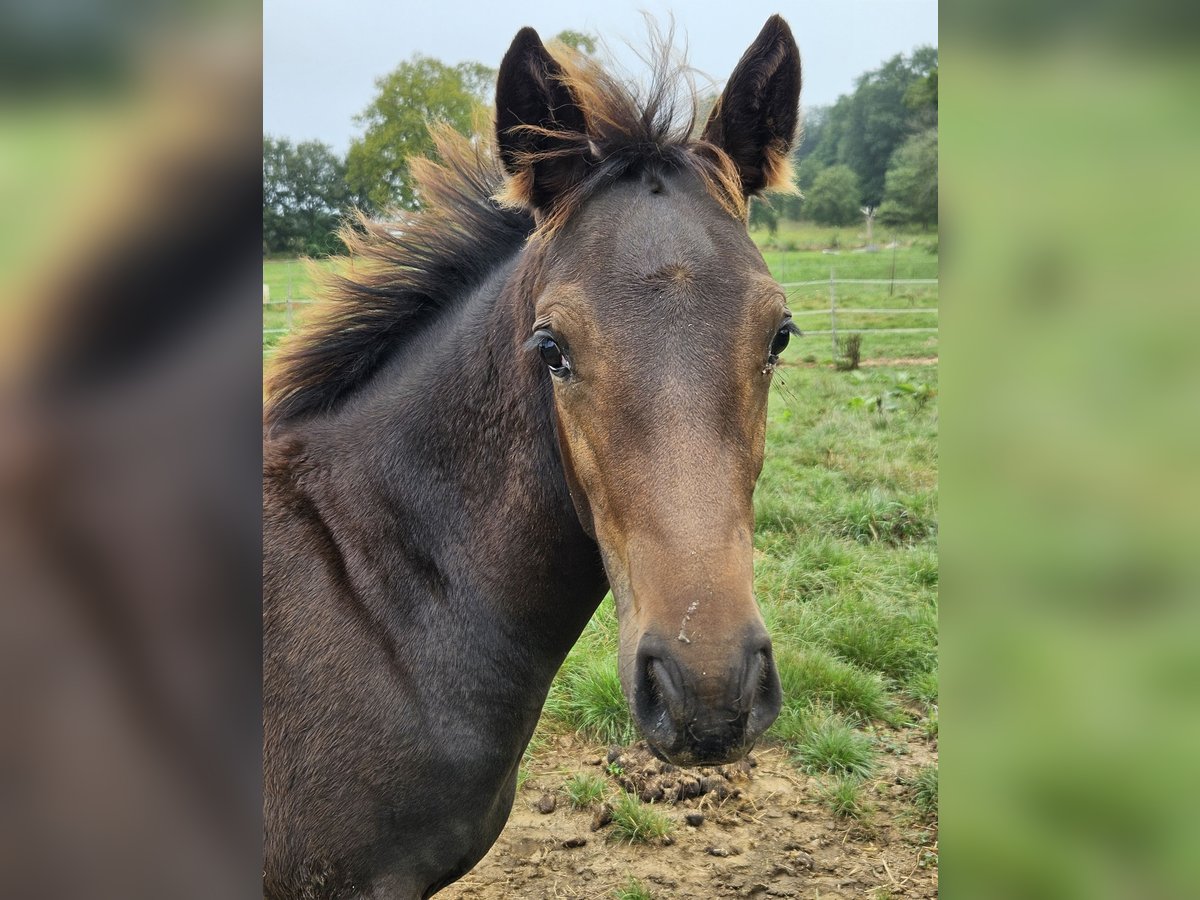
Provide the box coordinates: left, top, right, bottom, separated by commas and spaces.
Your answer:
262, 224, 938, 898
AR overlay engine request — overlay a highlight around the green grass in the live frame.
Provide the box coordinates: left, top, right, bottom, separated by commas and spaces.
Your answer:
906, 668, 939, 707
820, 775, 871, 820
614, 876, 654, 900
564, 772, 607, 809
793, 715, 878, 778
909, 764, 938, 818
774, 646, 897, 724
542, 652, 635, 746
261, 257, 346, 352
608, 792, 675, 844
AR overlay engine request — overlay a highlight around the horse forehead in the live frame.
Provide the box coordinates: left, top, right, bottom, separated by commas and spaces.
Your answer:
575, 179, 732, 278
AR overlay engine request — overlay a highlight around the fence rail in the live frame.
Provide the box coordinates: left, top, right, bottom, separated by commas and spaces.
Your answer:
782, 271, 939, 356
781, 278, 938, 288
263, 271, 939, 350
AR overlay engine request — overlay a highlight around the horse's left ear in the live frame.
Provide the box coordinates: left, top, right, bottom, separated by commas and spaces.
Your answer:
495, 27, 589, 211
702, 15, 802, 197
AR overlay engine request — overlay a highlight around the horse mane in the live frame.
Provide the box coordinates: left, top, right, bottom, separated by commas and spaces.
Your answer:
265, 32, 775, 431
264, 127, 533, 430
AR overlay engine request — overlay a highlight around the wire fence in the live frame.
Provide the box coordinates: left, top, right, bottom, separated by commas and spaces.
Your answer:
779, 273, 938, 356
263, 270, 939, 356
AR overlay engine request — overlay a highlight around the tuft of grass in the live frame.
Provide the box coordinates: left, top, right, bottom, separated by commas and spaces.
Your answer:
826, 488, 935, 545
793, 715, 878, 778
543, 655, 635, 745
614, 876, 653, 900
608, 791, 675, 844
564, 772, 607, 809
906, 668, 938, 706
910, 764, 938, 818
922, 705, 939, 738
815, 595, 937, 680
820, 775, 870, 819
774, 645, 897, 724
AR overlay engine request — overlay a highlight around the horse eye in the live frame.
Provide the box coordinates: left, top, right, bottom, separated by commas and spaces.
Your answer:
769, 325, 791, 359
537, 336, 570, 375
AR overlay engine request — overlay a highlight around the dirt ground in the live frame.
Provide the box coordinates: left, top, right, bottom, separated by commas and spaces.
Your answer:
441, 728, 938, 900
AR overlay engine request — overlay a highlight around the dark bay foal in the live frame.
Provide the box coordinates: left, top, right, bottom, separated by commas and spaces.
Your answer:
264, 17, 802, 898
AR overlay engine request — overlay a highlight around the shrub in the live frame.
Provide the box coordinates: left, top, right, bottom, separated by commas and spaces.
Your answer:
835, 333, 862, 370
805, 166, 862, 226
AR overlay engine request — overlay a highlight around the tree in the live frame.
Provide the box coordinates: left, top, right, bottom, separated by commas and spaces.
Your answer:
804, 165, 861, 226
797, 47, 937, 206
263, 136, 352, 256
749, 197, 779, 235
904, 65, 938, 130
554, 30, 597, 54
880, 128, 938, 227
345, 56, 493, 213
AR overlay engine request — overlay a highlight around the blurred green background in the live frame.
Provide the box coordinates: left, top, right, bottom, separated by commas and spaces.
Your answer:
941, 12, 1200, 899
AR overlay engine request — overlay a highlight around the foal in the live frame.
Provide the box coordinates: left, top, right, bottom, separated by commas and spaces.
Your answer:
264, 17, 802, 898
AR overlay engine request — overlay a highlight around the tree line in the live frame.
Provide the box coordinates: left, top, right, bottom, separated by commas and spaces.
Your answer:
263, 41, 936, 256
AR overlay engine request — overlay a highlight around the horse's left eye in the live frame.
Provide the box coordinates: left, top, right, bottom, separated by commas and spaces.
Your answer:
769, 323, 792, 360
536, 334, 571, 376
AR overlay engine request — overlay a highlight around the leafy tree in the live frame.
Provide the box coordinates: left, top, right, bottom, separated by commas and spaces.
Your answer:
804, 165, 862, 226
799, 47, 937, 206
345, 56, 493, 213
839, 54, 923, 203
881, 128, 938, 227
904, 65, 938, 129
263, 136, 351, 256
554, 29, 597, 54
749, 197, 779, 235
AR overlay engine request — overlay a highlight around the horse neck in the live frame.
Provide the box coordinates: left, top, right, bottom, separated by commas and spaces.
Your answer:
313, 250, 607, 685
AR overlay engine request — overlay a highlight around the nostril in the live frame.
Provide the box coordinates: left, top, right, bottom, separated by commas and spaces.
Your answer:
736, 649, 768, 714
747, 645, 782, 734
643, 657, 663, 711
634, 649, 687, 739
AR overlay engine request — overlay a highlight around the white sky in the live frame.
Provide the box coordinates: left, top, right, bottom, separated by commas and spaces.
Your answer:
264, 0, 938, 153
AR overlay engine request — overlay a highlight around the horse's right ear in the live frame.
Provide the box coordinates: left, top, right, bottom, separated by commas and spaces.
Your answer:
495, 27, 589, 211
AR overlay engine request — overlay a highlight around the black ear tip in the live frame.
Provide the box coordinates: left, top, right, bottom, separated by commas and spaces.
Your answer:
508, 26, 545, 55
761, 14, 796, 45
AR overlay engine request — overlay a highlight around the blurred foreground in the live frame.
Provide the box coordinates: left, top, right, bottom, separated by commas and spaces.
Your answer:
1, 3, 262, 899
941, 13, 1200, 900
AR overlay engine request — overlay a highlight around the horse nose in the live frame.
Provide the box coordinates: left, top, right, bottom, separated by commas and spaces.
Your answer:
632, 629, 782, 766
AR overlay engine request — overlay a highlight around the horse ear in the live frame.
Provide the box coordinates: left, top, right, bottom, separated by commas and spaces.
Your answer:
495, 27, 589, 211
702, 15, 802, 197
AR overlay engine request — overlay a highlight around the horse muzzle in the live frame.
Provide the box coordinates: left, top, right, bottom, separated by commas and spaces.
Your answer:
630, 628, 782, 766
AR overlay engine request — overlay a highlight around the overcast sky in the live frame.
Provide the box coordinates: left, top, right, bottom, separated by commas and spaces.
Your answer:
264, 0, 937, 154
